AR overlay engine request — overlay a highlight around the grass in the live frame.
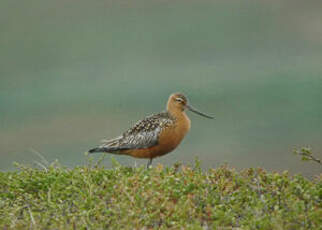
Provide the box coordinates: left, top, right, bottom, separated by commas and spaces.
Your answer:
0, 159, 321, 229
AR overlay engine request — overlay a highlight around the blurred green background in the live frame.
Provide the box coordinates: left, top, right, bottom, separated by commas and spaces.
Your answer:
1, 0, 322, 176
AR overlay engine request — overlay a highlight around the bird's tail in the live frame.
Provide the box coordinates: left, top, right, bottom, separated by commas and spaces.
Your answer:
88, 147, 104, 153
88, 146, 121, 154
88, 136, 125, 154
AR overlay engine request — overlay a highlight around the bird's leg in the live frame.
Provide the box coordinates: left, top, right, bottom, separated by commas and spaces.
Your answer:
147, 158, 153, 169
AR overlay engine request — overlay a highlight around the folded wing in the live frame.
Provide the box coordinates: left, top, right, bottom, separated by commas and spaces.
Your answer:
89, 112, 174, 153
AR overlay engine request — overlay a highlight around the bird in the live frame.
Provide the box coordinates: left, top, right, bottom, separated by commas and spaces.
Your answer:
88, 93, 214, 168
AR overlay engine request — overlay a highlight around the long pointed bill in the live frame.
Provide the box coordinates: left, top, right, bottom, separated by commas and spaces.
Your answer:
186, 104, 214, 119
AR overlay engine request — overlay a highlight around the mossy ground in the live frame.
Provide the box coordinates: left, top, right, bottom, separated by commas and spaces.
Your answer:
0, 159, 321, 229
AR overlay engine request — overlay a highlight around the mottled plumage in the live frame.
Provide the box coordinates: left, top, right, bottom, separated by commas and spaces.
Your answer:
90, 112, 175, 153
88, 93, 213, 167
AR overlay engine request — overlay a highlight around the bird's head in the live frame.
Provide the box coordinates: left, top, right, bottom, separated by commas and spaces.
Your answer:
167, 93, 214, 119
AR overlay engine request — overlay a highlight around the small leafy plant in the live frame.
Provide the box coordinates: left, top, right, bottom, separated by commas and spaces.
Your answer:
294, 147, 321, 165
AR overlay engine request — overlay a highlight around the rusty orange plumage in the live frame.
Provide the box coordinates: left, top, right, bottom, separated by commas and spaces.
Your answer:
88, 93, 214, 167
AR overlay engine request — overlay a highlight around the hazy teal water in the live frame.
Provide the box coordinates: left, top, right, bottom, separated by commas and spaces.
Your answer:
1, 0, 322, 176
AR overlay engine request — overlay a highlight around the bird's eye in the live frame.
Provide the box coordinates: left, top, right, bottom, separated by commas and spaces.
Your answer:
175, 98, 184, 103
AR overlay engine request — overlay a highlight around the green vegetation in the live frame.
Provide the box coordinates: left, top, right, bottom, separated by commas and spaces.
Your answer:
0, 160, 321, 229
294, 147, 322, 166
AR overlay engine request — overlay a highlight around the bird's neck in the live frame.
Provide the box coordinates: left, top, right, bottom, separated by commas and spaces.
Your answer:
167, 103, 183, 118
169, 109, 185, 119
167, 105, 191, 133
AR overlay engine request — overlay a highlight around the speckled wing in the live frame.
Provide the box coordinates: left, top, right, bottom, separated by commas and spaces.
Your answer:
117, 112, 175, 150
90, 112, 175, 154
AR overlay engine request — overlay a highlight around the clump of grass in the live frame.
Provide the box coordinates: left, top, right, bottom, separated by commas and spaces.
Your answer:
0, 160, 321, 229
